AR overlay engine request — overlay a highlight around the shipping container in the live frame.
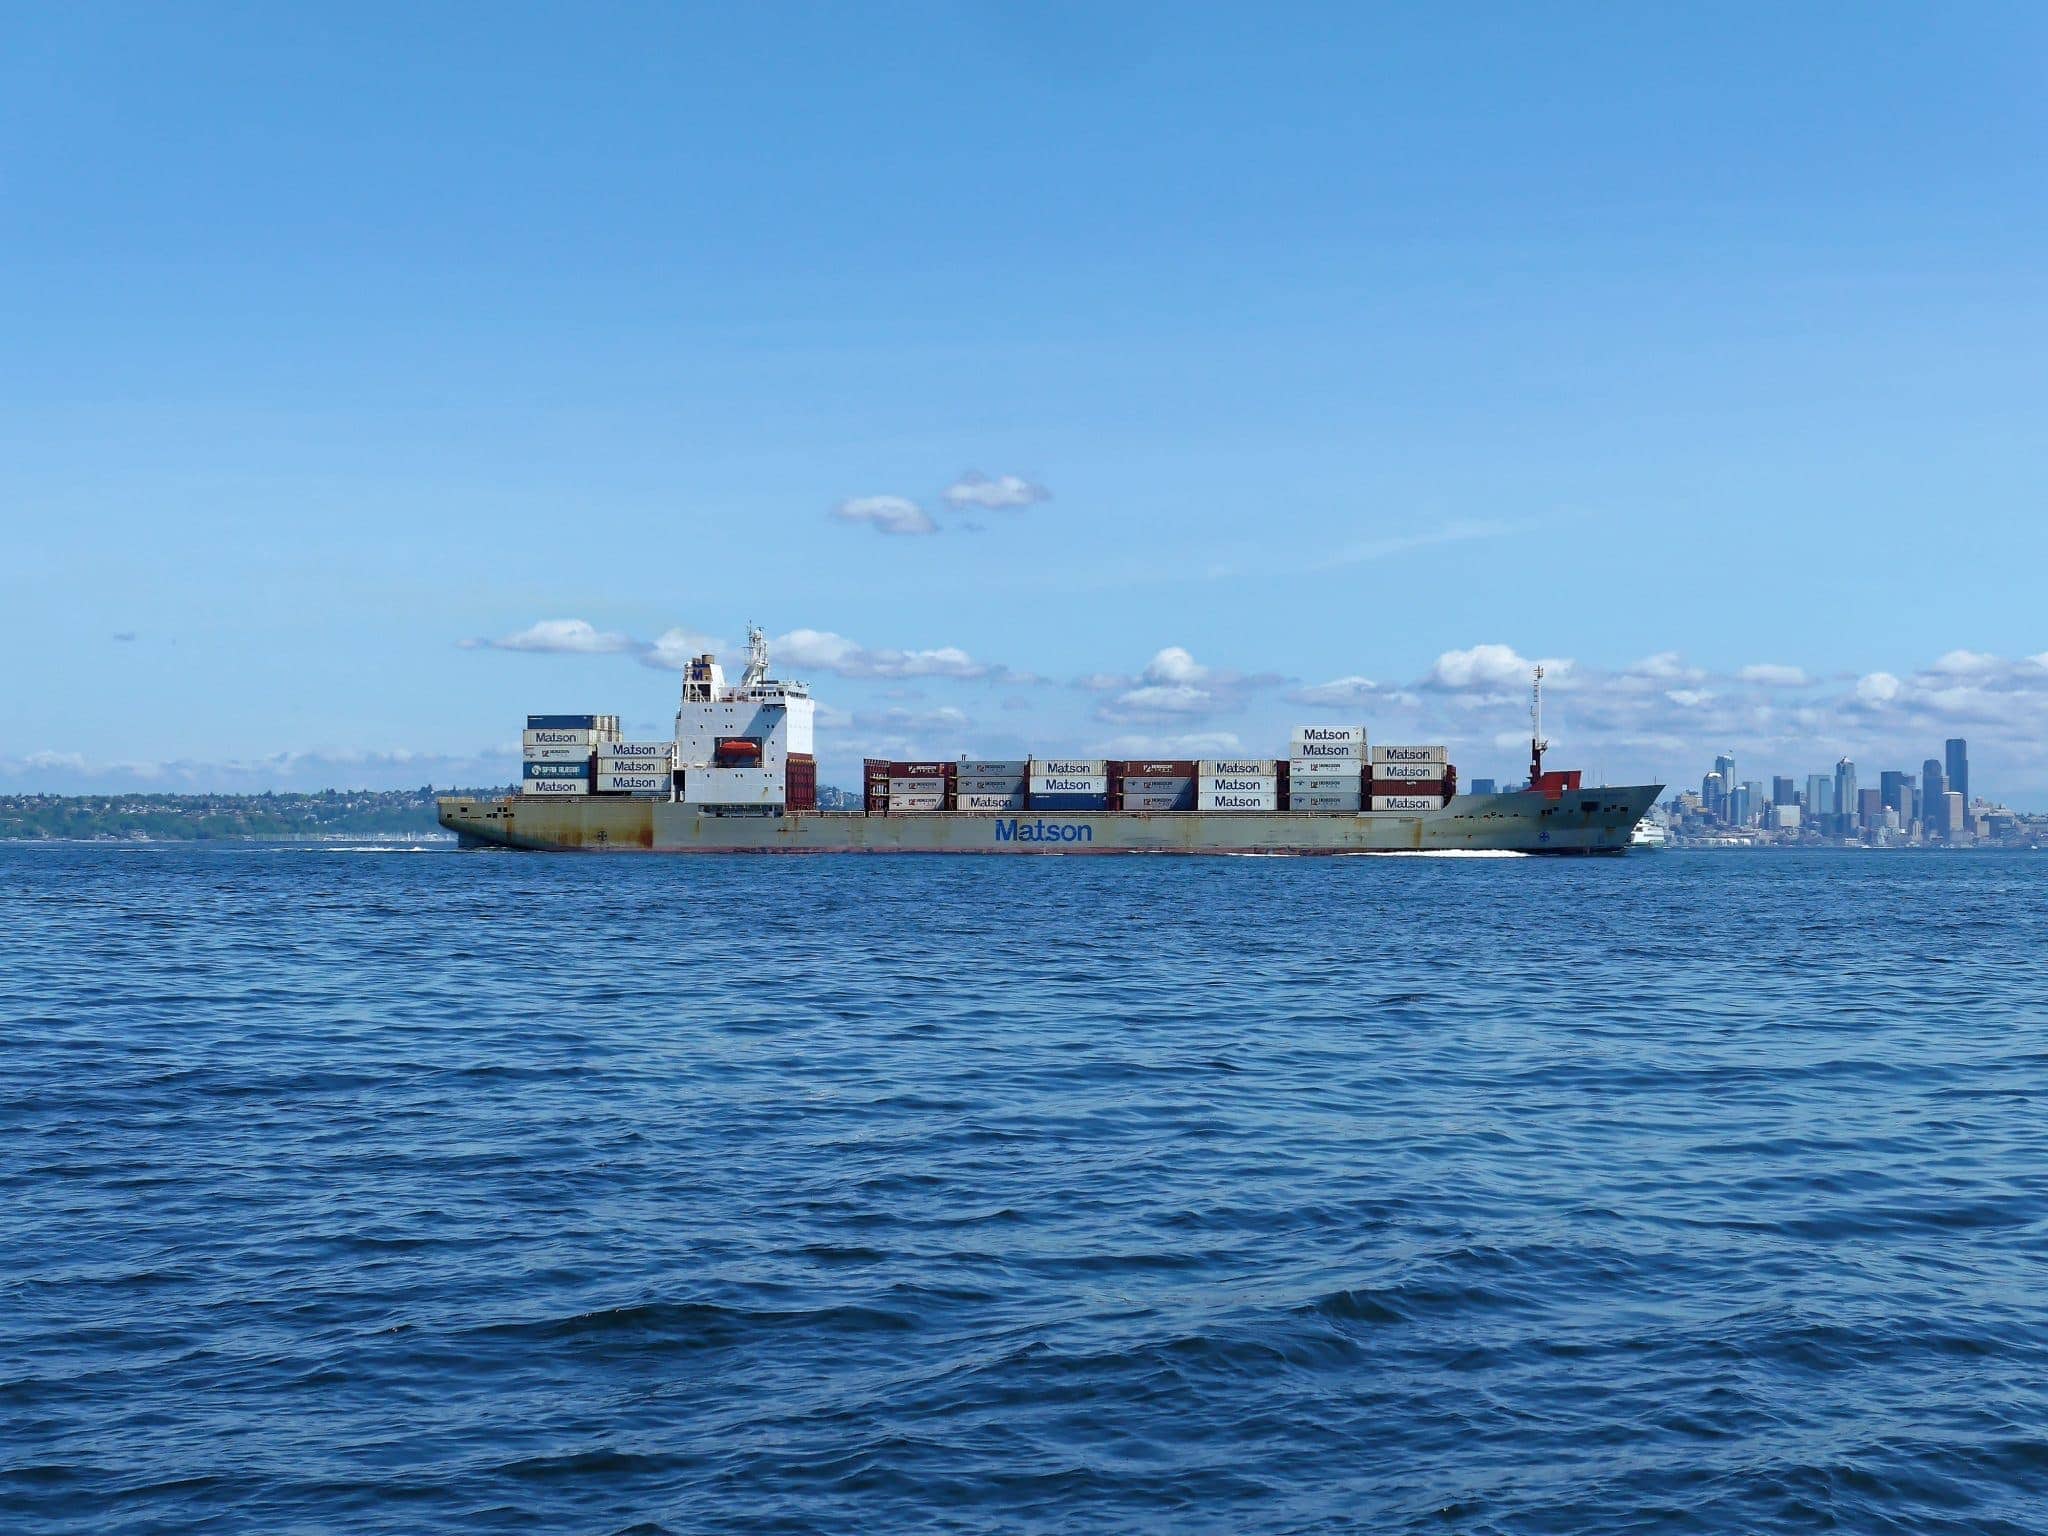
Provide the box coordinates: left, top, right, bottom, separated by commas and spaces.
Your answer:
1287, 763, 1363, 782
884, 793, 947, 812
1112, 760, 1198, 777
1372, 761, 1448, 782
527, 714, 600, 730
522, 760, 592, 779
1030, 773, 1110, 794
1197, 774, 1278, 794
1291, 792, 1363, 813
957, 791, 1029, 811
1196, 791, 1279, 811
1032, 758, 1107, 777
1030, 792, 1111, 811
1197, 759, 1278, 776
1118, 776, 1194, 795
595, 771, 670, 794
958, 760, 1029, 777
1372, 744, 1448, 765
597, 741, 675, 762
887, 776, 949, 796
1287, 739, 1366, 762
1290, 725, 1367, 746
955, 776, 1027, 795
1120, 789, 1196, 811
887, 761, 956, 777
785, 753, 818, 813
1371, 793, 1445, 811
1369, 777, 1449, 796
522, 743, 593, 763
523, 727, 600, 749
521, 777, 590, 796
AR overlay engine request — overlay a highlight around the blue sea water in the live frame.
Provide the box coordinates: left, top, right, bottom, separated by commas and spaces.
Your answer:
4, 842, 2047, 1534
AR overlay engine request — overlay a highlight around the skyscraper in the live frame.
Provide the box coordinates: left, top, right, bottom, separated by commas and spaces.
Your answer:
1702, 771, 1725, 820
1835, 758, 1857, 835
1807, 773, 1834, 818
1880, 770, 1909, 817
1772, 775, 1797, 808
1945, 738, 1969, 821
1922, 758, 1946, 833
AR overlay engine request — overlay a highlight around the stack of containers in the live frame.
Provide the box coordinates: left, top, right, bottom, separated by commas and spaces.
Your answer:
957, 760, 1028, 812
863, 758, 890, 815
522, 713, 618, 797
1113, 760, 1196, 811
1197, 758, 1280, 812
1030, 758, 1110, 811
1370, 744, 1456, 809
1288, 725, 1366, 812
881, 760, 954, 813
594, 739, 676, 797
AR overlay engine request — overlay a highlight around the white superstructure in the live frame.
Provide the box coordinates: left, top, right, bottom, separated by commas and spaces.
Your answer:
672, 624, 814, 808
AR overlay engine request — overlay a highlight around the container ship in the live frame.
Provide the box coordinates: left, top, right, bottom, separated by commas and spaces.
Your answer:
438, 627, 1661, 854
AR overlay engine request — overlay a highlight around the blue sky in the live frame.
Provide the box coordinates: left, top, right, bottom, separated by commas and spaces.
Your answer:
6, 4, 2047, 802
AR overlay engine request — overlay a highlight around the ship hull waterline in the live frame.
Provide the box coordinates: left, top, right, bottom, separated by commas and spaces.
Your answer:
438, 786, 1664, 855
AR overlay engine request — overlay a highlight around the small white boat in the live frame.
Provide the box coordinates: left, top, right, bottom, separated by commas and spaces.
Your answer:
1630, 818, 1669, 850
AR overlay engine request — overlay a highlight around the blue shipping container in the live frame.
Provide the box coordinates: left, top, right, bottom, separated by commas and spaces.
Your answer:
527, 714, 599, 730
1028, 793, 1110, 811
523, 760, 592, 779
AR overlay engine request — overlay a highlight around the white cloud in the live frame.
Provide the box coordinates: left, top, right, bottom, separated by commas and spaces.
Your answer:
1739, 663, 1810, 686
831, 495, 937, 536
942, 472, 1051, 511
1856, 672, 1902, 704
773, 628, 988, 680
1664, 689, 1715, 708
1142, 646, 1208, 685
461, 618, 637, 655
1426, 644, 1572, 691
1928, 649, 2000, 676
1627, 651, 1698, 681
1290, 675, 1381, 706
1112, 683, 1212, 715
640, 627, 724, 671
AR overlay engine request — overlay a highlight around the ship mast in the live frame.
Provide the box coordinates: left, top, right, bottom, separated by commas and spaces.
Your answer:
741, 622, 769, 687
1529, 664, 1548, 786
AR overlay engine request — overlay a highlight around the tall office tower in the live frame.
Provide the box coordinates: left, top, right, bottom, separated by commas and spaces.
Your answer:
1880, 770, 1910, 817
1743, 781, 1765, 826
1857, 787, 1883, 832
1702, 771, 1725, 819
1922, 758, 1946, 832
1942, 791, 1965, 839
1945, 739, 1969, 820
1835, 758, 1857, 834
1714, 753, 1736, 803
1773, 775, 1797, 808
1806, 773, 1833, 817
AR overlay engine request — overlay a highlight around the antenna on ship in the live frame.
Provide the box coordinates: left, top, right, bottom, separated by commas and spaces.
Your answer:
742, 622, 769, 687
1529, 664, 1549, 787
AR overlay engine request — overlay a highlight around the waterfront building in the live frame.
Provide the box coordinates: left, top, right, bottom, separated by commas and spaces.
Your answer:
1942, 790, 1965, 840
1469, 778, 1498, 796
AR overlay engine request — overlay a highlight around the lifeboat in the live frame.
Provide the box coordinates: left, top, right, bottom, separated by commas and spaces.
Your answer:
715, 738, 763, 765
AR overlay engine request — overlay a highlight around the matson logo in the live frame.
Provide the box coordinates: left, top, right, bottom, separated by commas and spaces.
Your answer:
994, 818, 1095, 844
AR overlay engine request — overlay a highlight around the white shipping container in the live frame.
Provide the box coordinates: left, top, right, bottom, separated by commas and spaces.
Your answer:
1373, 761, 1446, 782
523, 727, 600, 749
522, 743, 593, 763
1198, 759, 1278, 776
1291, 792, 1363, 812
1286, 741, 1368, 765
1370, 793, 1443, 811
1197, 791, 1279, 811
1032, 758, 1107, 777
1372, 744, 1448, 765
957, 791, 1028, 811
522, 777, 590, 797
597, 741, 675, 762
1290, 724, 1367, 746
888, 776, 949, 796
1030, 774, 1110, 794
886, 793, 946, 812
595, 772, 671, 794
1197, 774, 1278, 794
959, 760, 1029, 777
1120, 791, 1194, 811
